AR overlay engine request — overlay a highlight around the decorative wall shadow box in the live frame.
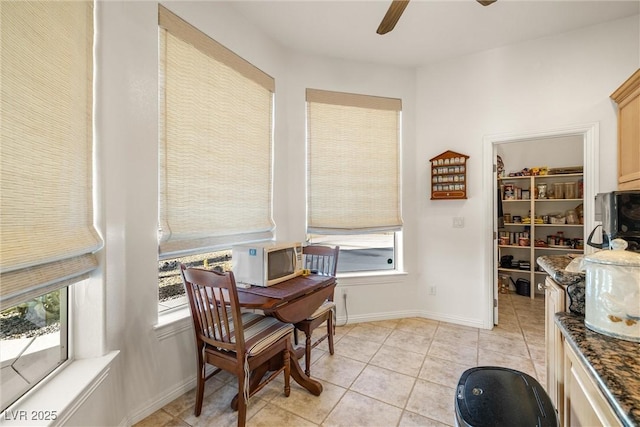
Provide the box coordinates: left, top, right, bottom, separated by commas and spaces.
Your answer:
430, 150, 469, 200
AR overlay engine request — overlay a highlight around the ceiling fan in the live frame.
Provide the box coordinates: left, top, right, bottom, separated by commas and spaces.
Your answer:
377, 0, 497, 35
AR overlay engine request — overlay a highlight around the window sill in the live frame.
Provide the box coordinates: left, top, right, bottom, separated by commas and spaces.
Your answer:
154, 306, 191, 341
153, 270, 409, 337
0, 351, 119, 426
337, 269, 408, 284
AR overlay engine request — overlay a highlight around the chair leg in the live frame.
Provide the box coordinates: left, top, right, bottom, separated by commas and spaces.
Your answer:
237, 373, 247, 427
327, 312, 335, 355
194, 361, 205, 416
283, 347, 291, 397
305, 331, 312, 377
294, 328, 299, 346
332, 306, 337, 335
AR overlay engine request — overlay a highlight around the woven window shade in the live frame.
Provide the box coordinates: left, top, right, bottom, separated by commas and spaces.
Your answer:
158, 7, 275, 259
0, 1, 100, 310
306, 89, 402, 233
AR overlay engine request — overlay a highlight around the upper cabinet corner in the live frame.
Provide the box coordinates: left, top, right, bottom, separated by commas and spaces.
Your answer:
611, 69, 640, 190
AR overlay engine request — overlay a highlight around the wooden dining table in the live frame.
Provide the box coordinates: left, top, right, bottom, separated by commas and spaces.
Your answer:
234, 273, 336, 402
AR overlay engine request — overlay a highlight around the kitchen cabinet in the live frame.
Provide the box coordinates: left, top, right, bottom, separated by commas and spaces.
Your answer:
555, 313, 640, 426
544, 277, 566, 422
563, 342, 622, 427
611, 69, 640, 191
498, 171, 584, 298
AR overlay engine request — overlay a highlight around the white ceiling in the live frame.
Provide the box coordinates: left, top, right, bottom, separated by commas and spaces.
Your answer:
229, 0, 640, 67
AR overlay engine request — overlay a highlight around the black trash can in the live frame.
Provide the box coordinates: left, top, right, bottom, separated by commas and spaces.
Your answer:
515, 278, 531, 296
455, 366, 558, 427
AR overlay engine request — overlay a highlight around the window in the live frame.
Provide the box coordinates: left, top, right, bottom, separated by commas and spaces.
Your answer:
0, 289, 68, 412
0, 1, 98, 411
306, 89, 402, 273
307, 233, 396, 273
158, 249, 231, 313
157, 6, 274, 307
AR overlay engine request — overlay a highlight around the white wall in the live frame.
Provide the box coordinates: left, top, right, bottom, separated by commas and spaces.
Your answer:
280, 54, 420, 323
90, 1, 419, 424
64, 2, 639, 425
415, 15, 639, 328
92, 1, 292, 424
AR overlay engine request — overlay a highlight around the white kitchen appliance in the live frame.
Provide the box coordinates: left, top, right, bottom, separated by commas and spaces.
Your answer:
232, 241, 303, 287
582, 239, 640, 342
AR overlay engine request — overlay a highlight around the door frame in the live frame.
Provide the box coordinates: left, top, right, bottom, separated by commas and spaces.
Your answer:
482, 123, 599, 327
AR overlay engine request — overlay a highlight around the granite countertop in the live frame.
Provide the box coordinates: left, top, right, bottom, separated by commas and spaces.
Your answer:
536, 254, 585, 286
556, 312, 640, 426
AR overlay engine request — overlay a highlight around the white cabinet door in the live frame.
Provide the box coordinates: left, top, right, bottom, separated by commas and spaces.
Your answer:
563, 343, 622, 427
544, 277, 565, 421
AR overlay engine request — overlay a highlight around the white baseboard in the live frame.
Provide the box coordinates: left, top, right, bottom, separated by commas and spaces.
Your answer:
336, 309, 487, 330
126, 375, 197, 426
127, 365, 218, 426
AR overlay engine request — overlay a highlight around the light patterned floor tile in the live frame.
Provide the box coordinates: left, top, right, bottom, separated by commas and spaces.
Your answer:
428, 340, 478, 366
350, 364, 416, 408
310, 353, 366, 388
434, 323, 479, 346
269, 378, 346, 424
395, 317, 439, 337
369, 344, 426, 377
345, 322, 393, 344
419, 356, 474, 388
365, 318, 401, 330
139, 291, 546, 427
248, 403, 318, 427
323, 390, 403, 427
179, 384, 269, 427
332, 333, 383, 363
399, 411, 453, 427
132, 409, 177, 427
406, 379, 456, 425
478, 331, 530, 358
384, 329, 434, 354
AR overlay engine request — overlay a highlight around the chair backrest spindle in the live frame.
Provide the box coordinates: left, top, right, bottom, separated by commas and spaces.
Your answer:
303, 245, 339, 277
181, 265, 246, 354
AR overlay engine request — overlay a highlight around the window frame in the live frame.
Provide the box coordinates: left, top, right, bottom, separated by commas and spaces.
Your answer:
0, 1, 98, 412
157, 6, 276, 313
0, 289, 69, 413
305, 89, 403, 274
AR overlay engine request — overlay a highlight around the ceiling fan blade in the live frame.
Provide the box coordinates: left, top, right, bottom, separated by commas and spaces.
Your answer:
477, 0, 497, 6
376, 0, 410, 35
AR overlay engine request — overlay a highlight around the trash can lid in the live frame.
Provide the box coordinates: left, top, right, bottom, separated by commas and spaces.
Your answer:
455, 367, 558, 427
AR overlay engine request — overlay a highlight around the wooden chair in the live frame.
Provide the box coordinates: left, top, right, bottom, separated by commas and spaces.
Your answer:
181, 265, 293, 427
294, 245, 339, 376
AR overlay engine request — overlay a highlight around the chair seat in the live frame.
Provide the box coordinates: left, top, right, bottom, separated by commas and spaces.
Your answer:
306, 300, 335, 321
239, 313, 293, 356
208, 311, 293, 356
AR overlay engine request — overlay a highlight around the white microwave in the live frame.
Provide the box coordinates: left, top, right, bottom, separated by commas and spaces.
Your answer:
232, 241, 303, 287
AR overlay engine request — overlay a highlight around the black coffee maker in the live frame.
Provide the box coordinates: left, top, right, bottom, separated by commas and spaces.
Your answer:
587, 190, 640, 252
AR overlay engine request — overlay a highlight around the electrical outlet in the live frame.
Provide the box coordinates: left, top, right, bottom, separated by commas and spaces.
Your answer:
429, 286, 437, 295
453, 217, 465, 228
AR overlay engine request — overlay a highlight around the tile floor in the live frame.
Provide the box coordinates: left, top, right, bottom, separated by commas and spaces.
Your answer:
134, 291, 545, 427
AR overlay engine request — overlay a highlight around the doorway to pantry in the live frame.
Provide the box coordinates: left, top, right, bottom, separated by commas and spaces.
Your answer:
483, 124, 599, 326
